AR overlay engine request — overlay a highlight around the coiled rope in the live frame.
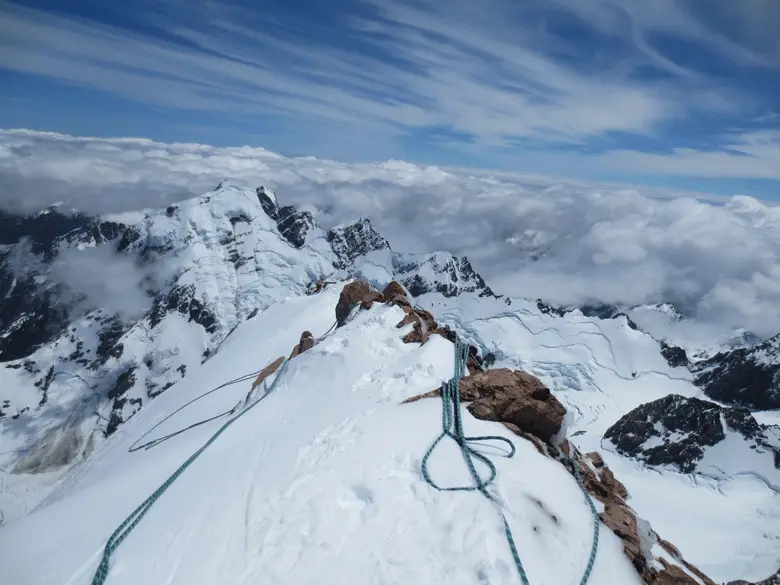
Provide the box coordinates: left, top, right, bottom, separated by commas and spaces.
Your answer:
421, 341, 600, 585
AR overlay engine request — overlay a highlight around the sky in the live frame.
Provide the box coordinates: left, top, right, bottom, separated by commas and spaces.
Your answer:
0, 0, 779, 199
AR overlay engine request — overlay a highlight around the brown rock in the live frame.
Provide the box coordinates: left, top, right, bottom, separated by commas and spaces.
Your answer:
600, 502, 646, 574
250, 356, 285, 391
459, 369, 565, 443
402, 369, 564, 445
432, 326, 458, 344
380, 281, 411, 307
587, 451, 605, 468
336, 281, 379, 326
653, 563, 705, 585
289, 330, 314, 358
396, 312, 418, 329
401, 308, 438, 344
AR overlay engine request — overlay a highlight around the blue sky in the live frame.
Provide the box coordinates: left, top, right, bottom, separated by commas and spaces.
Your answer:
1, 0, 779, 200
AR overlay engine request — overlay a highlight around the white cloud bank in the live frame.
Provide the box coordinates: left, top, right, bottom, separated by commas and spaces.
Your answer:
1, 129, 779, 341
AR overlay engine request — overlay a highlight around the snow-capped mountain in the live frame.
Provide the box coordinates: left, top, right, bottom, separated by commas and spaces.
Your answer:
532, 298, 780, 410
0, 281, 750, 585
0, 181, 494, 473
691, 334, 780, 411
604, 394, 780, 484
1, 182, 779, 585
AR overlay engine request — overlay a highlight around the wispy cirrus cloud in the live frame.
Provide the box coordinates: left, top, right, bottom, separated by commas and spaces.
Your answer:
0, 0, 778, 192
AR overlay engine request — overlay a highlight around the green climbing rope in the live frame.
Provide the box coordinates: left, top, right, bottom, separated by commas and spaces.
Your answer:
421, 341, 600, 585
90, 358, 291, 585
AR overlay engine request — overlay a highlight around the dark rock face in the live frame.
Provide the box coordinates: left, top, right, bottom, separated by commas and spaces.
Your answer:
605, 394, 779, 474
536, 299, 568, 317
393, 255, 495, 298
148, 285, 218, 333
692, 334, 780, 410
256, 186, 314, 248
256, 186, 279, 220
660, 342, 689, 369
277, 206, 314, 248
327, 219, 390, 270
578, 303, 639, 330
0, 208, 129, 362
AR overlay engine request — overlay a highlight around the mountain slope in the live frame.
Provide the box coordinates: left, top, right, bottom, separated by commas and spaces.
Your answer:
0, 182, 778, 584
604, 394, 780, 485
0, 182, 496, 519
691, 334, 780, 410
0, 285, 700, 585
411, 291, 780, 582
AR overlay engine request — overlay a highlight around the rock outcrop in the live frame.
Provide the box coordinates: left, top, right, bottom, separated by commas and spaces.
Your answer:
404, 366, 717, 585
289, 331, 314, 359
560, 443, 716, 585
404, 368, 565, 443
691, 333, 780, 410
604, 394, 779, 476
334, 279, 487, 371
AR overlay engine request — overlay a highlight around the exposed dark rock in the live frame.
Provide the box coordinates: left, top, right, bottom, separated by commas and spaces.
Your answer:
256, 186, 279, 220
579, 303, 639, 330
94, 316, 128, 367
36, 365, 55, 407
536, 299, 568, 317
117, 226, 142, 252
692, 334, 780, 410
277, 206, 314, 248
0, 266, 71, 361
393, 254, 495, 298
148, 285, 218, 333
660, 341, 689, 369
605, 394, 779, 474
106, 396, 142, 437
107, 367, 137, 400
0, 208, 128, 362
327, 219, 390, 270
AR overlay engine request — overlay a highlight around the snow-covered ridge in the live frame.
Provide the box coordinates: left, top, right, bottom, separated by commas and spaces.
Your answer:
0, 181, 495, 492
0, 283, 726, 585
1, 182, 779, 583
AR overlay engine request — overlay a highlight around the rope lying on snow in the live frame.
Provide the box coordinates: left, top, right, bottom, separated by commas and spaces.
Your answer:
128, 313, 345, 453
422, 341, 600, 585
93, 309, 355, 584
128, 370, 258, 452
90, 357, 291, 585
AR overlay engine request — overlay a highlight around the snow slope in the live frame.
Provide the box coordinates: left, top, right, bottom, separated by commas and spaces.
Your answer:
413, 291, 780, 583
0, 181, 494, 521
1, 182, 779, 584
1, 285, 645, 585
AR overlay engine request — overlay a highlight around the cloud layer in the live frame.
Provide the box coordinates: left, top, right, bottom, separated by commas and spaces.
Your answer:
1, 129, 779, 342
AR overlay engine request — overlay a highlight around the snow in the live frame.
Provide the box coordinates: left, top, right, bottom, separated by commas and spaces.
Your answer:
696, 424, 780, 490
413, 291, 780, 582
1, 178, 778, 583
1, 288, 645, 585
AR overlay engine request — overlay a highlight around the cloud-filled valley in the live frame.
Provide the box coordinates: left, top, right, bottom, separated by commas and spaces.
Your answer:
1, 129, 779, 343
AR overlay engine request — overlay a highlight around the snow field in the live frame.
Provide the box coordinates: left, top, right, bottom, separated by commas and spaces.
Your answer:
1, 287, 642, 585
